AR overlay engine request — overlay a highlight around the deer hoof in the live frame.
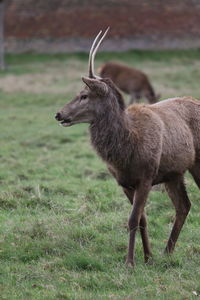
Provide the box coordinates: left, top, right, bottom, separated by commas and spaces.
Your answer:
125, 259, 135, 268
145, 255, 153, 265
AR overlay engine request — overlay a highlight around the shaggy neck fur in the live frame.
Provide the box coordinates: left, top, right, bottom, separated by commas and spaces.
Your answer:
89, 84, 135, 168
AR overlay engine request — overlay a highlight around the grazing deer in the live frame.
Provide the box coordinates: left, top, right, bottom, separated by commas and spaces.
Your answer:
98, 61, 160, 105
55, 28, 200, 267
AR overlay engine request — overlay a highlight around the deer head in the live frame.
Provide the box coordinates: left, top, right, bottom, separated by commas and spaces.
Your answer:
55, 28, 116, 127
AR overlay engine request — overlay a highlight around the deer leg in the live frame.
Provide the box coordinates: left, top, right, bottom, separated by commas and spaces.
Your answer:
164, 176, 191, 254
123, 187, 152, 263
125, 182, 152, 266
144, 88, 157, 104
129, 92, 141, 105
139, 212, 152, 263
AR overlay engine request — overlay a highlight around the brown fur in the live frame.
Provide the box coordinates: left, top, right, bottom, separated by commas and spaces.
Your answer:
99, 61, 160, 105
56, 76, 200, 267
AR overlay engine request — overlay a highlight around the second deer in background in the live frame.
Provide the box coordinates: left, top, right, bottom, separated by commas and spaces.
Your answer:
98, 62, 160, 105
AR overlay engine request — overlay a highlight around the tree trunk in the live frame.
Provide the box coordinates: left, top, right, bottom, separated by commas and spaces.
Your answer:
0, 0, 5, 70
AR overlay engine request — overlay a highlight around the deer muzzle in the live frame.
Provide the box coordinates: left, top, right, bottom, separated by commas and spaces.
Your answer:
55, 112, 72, 127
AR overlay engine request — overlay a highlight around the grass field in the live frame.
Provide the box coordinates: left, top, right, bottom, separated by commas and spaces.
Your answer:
1, 50, 200, 300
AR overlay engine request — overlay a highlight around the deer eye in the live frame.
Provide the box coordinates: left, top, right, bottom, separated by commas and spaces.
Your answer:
80, 94, 88, 100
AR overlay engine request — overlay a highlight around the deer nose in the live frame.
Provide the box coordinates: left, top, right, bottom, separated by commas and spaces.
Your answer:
55, 112, 62, 121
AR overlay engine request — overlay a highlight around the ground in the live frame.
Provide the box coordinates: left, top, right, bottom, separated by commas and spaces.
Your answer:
0, 51, 200, 300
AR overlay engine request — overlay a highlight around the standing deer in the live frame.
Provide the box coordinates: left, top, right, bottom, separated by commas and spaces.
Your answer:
55, 28, 200, 267
98, 61, 160, 105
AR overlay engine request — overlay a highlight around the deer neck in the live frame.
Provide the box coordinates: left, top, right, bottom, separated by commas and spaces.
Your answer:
89, 104, 134, 167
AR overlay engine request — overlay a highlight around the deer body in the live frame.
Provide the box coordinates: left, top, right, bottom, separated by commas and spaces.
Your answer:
55, 29, 200, 266
99, 62, 159, 104
90, 96, 196, 189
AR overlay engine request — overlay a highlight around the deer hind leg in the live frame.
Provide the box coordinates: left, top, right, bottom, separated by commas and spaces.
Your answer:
164, 176, 191, 254
124, 182, 152, 266
123, 187, 152, 263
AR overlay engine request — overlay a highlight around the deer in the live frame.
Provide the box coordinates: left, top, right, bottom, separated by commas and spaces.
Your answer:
55, 28, 200, 267
98, 61, 160, 105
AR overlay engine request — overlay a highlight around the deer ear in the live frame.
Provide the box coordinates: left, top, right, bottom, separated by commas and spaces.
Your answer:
82, 77, 108, 96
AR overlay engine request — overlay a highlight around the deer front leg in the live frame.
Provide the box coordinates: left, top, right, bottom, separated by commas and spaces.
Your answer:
129, 92, 141, 105
123, 187, 152, 263
126, 181, 152, 267
139, 213, 152, 263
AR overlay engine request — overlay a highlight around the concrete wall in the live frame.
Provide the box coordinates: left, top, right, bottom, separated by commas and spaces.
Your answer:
4, 0, 200, 52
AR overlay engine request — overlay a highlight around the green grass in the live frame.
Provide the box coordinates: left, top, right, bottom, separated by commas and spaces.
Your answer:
0, 51, 200, 299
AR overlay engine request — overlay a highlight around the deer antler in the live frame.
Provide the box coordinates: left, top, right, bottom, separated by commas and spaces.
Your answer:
88, 27, 110, 78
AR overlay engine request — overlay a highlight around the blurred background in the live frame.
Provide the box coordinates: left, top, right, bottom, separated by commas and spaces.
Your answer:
3, 0, 200, 53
